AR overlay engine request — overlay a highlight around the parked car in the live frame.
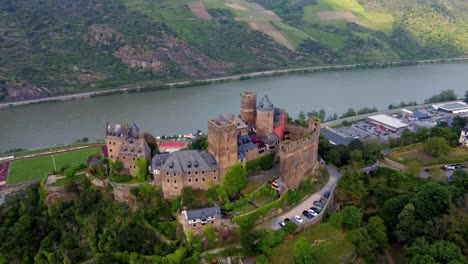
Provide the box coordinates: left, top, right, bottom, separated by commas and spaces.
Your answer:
302, 210, 314, 219
310, 207, 321, 214
279, 221, 286, 228
454, 164, 465, 169
314, 201, 325, 208
320, 197, 327, 203
294, 215, 304, 223
442, 165, 455, 171
308, 209, 318, 217
324, 191, 331, 198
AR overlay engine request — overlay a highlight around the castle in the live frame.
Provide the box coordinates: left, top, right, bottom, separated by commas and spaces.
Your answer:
106, 92, 320, 198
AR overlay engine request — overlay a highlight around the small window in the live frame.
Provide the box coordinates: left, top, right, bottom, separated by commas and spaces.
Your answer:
166, 172, 169, 175
109, 149, 113, 152
113, 142, 116, 145
202, 178, 205, 182
133, 158, 135, 161
174, 180, 176, 183
110, 155, 113, 159
188, 172, 191, 175
214, 170, 216, 173
175, 186, 178, 189
214, 176, 217, 180
202, 170, 205, 174
167, 179, 169, 183
173, 173, 176, 176
189, 179, 191, 183
123, 157, 125, 160
195, 178, 198, 182
195, 171, 198, 175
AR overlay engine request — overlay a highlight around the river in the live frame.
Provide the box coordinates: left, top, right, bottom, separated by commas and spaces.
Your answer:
1, 62, 467, 152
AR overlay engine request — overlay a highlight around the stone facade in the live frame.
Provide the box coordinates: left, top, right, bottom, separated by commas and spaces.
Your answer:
106, 122, 151, 176
278, 118, 320, 189
240, 91, 257, 126
152, 150, 220, 198
208, 117, 238, 178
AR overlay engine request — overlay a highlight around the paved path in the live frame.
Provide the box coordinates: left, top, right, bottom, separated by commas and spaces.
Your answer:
269, 165, 341, 230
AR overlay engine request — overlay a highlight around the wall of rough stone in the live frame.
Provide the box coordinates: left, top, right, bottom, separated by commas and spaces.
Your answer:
279, 119, 320, 189
256, 109, 274, 137
240, 92, 257, 125
208, 119, 238, 178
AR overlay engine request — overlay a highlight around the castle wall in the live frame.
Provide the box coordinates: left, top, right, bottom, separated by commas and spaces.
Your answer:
158, 169, 220, 198
256, 110, 274, 137
279, 119, 320, 189
208, 120, 238, 179
274, 111, 287, 140
240, 92, 257, 125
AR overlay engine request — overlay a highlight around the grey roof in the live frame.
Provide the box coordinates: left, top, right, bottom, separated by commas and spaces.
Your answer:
237, 135, 258, 159
273, 108, 284, 124
320, 128, 354, 145
107, 122, 141, 139
87, 156, 103, 167
412, 111, 430, 119
260, 133, 280, 145
257, 94, 274, 111
437, 102, 468, 111
151, 150, 218, 173
186, 206, 221, 221
119, 138, 151, 157
211, 115, 235, 127
224, 113, 248, 130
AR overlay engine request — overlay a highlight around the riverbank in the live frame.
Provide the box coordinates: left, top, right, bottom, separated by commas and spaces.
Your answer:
1, 57, 467, 110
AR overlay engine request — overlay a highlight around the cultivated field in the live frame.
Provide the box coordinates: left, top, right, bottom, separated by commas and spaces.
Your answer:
188, 2, 212, 19
7, 147, 103, 185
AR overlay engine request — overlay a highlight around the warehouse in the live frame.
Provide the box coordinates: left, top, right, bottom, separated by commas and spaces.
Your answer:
433, 102, 468, 114
367, 114, 409, 132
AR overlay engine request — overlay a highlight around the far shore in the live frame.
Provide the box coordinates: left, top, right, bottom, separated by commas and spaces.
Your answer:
1, 57, 467, 110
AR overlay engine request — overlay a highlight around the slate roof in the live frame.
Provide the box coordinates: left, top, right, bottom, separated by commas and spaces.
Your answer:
107, 122, 141, 139
260, 133, 280, 146
257, 94, 274, 111
224, 113, 248, 130
320, 128, 354, 145
273, 108, 284, 125
462, 125, 468, 133
237, 135, 258, 159
119, 138, 151, 157
186, 206, 221, 221
151, 150, 218, 173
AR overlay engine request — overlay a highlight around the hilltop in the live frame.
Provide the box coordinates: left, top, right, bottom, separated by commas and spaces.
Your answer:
0, 0, 466, 101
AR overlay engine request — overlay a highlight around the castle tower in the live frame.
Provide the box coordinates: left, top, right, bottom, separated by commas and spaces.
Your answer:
256, 94, 275, 137
240, 91, 257, 125
208, 116, 238, 178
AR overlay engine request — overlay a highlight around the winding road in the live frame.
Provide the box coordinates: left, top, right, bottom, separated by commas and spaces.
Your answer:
269, 165, 341, 230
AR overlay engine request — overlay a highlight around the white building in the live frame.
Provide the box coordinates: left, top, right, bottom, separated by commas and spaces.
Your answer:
367, 114, 409, 132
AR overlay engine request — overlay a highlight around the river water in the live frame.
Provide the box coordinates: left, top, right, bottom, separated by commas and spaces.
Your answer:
1, 62, 467, 152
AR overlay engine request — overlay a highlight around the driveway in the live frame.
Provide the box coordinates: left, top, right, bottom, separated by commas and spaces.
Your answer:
269, 165, 342, 230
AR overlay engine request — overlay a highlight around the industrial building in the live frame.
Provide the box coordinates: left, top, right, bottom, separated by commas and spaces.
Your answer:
433, 102, 468, 114
367, 114, 409, 132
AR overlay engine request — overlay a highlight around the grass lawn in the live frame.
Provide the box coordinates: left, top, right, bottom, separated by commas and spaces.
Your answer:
240, 181, 263, 195
7, 147, 102, 184
301, 27, 345, 49
272, 21, 314, 49
389, 144, 468, 166
269, 215, 355, 264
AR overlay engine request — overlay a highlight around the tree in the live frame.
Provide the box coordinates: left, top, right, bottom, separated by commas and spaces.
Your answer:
410, 182, 451, 220
222, 163, 247, 195
451, 169, 468, 193
350, 228, 378, 261
405, 238, 465, 264
298, 111, 306, 122
293, 237, 315, 264
342, 206, 362, 230
367, 216, 388, 250
349, 149, 364, 166
396, 203, 416, 243
338, 165, 368, 201
424, 137, 450, 157
142, 133, 159, 155
188, 135, 208, 151
135, 158, 149, 181
406, 160, 421, 176
111, 160, 123, 173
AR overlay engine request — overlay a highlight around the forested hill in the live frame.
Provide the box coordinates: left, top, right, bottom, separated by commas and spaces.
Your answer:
0, 0, 466, 102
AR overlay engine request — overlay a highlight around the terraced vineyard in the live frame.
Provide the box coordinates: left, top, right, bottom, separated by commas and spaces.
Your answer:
0, 0, 466, 102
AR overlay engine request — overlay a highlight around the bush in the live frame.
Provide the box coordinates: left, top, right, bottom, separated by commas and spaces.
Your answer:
109, 174, 133, 183
246, 153, 276, 175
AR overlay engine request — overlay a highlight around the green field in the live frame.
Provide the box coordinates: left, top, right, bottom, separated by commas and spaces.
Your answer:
269, 215, 355, 264
7, 147, 102, 185
389, 144, 468, 166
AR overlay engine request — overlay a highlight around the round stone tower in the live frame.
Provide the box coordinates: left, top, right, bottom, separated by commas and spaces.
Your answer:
240, 91, 257, 125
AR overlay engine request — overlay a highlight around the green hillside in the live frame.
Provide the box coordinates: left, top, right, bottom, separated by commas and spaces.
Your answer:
0, 0, 466, 102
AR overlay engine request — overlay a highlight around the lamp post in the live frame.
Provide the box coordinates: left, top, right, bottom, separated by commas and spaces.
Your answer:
51, 145, 57, 173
